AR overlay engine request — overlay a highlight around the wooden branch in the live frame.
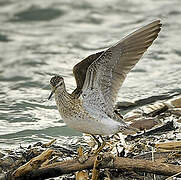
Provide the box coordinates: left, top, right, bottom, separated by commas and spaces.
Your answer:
12, 149, 54, 179
91, 155, 101, 180
42, 139, 56, 148
112, 156, 181, 176
155, 141, 181, 151
11, 153, 181, 180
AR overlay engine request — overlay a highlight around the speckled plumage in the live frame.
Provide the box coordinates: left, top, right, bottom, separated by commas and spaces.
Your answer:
53, 86, 121, 135
49, 20, 162, 136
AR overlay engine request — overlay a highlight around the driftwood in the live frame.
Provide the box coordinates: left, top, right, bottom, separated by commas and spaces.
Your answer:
12, 149, 54, 178
156, 141, 181, 151
9, 152, 181, 180
2, 95, 180, 179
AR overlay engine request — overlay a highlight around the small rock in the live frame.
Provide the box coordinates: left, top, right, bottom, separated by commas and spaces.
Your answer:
130, 118, 161, 131
116, 101, 135, 108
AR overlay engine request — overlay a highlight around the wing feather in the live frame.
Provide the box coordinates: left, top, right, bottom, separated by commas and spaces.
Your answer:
72, 51, 104, 97
82, 20, 162, 115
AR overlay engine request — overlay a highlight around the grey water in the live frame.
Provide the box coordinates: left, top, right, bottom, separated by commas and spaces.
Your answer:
0, 0, 181, 149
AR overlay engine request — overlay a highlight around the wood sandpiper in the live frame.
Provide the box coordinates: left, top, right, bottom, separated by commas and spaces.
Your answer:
48, 20, 162, 152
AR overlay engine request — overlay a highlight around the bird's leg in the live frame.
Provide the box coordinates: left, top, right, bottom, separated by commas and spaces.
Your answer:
91, 134, 102, 148
94, 135, 106, 155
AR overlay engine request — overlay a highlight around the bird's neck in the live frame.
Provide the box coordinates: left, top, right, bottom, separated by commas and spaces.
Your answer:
54, 86, 73, 108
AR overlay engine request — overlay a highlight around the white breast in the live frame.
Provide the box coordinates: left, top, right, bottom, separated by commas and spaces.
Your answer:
62, 108, 121, 135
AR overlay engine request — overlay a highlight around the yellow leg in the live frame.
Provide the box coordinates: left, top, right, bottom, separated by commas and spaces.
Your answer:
91, 135, 101, 148
94, 140, 106, 155
91, 135, 106, 155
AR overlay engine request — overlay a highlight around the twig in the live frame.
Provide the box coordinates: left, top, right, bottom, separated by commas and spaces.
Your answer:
165, 171, 181, 180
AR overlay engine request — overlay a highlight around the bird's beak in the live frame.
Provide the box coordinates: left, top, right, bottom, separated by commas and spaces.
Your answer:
48, 89, 55, 100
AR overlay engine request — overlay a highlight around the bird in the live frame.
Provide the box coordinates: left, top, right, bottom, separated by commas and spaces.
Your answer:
48, 20, 162, 153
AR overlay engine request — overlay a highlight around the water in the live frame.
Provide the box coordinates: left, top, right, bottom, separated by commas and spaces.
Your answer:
0, 0, 181, 149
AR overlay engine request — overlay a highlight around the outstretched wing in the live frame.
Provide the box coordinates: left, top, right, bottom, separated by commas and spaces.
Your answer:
82, 20, 162, 115
72, 51, 104, 98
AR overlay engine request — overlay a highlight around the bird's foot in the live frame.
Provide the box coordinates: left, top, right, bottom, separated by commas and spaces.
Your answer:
77, 146, 89, 164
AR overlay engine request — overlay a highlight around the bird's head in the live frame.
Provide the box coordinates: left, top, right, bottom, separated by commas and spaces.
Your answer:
48, 75, 64, 100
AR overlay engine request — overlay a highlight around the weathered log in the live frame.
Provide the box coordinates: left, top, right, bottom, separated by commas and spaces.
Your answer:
156, 141, 181, 151
12, 149, 54, 179
10, 153, 181, 180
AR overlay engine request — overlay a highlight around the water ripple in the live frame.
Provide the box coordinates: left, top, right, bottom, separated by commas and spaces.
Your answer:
0, 0, 181, 149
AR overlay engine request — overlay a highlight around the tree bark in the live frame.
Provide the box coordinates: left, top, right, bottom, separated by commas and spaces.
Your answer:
11, 153, 181, 180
